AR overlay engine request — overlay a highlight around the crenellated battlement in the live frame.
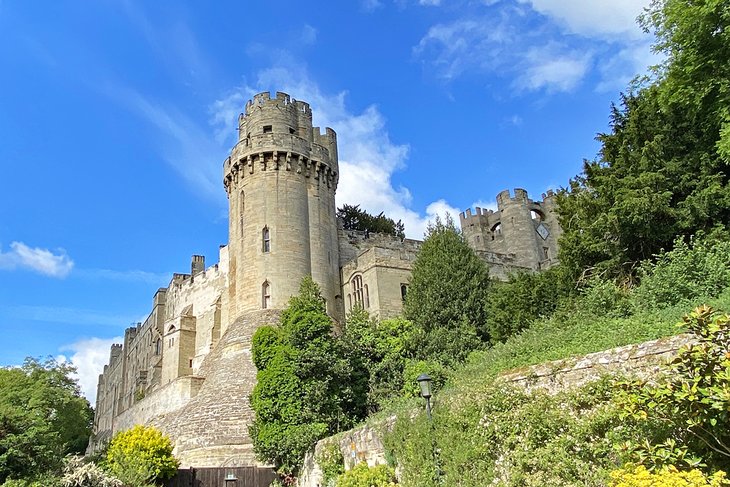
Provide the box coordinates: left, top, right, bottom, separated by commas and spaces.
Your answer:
244, 91, 312, 117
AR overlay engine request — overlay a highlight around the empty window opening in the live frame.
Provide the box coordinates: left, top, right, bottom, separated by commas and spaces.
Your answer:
262, 226, 271, 253
289, 127, 295, 134
364, 284, 370, 308
262, 281, 271, 309
189, 359, 193, 368
531, 210, 545, 222
263, 125, 272, 133
543, 247, 549, 259
491, 222, 502, 236
400, 284, 408, 301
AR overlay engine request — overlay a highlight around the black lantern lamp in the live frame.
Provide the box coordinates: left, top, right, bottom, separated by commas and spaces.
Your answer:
224, 472, 238, 486
416, 373, 433, 420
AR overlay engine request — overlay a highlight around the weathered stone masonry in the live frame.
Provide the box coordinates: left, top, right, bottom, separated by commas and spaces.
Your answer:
90, 91, 563, 466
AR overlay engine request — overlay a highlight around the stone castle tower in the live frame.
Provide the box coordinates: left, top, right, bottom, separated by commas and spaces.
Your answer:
223, 92, 342, 320
460, 188, 562, 279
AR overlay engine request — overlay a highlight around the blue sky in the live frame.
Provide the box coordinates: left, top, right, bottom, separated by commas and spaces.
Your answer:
0, 0, 658, 401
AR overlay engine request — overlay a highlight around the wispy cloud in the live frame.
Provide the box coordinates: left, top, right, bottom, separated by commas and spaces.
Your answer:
102, 84, 225, 203
212, 66, 486, 238
74, 268, 171, 285
0, 241, 74, 278
414, 0, 656, 93
58, 336, 122, 403
0, 304, 139, 328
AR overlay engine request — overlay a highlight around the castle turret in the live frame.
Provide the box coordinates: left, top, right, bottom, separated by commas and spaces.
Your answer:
223, 92, 341, 320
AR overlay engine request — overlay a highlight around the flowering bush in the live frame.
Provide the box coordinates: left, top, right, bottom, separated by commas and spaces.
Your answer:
335, 463, 397, 487
105, 425, 178, 487
610, 465, 729, 486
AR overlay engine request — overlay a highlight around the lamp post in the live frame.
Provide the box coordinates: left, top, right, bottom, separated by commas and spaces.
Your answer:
224, 471, 238, 486
417, 373, 442, 483
416, 373, 433, 421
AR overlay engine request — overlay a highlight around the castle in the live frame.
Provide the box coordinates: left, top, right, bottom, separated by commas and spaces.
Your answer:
90, 92, 561, 466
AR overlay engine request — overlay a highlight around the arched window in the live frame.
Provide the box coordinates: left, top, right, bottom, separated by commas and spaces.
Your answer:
352, 275, 364, 308
262, 281, 271, 309
262, 226, 270, 253
155, 338, 161, 355
400, 284, 408, 301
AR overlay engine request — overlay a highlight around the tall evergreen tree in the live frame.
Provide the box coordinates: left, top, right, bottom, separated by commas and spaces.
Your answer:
556, 0, 730, 283
403, 215, 490, 365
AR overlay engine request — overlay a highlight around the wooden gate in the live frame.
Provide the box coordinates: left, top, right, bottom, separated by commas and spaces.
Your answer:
163, 466, 278, 487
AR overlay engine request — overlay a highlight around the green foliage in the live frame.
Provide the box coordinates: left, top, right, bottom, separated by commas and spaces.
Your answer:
315, 443, 345, 487
632, 237, 730, 309
400, 359, 446, 398
385, 377, 639, 487
617, 306, 730, 471
337, 204, 405, 239
610, 465, 729, 487
556, 0, 730, 283
105, 425, 178, 486
404, 215, 490, 365
0, 357, 93, 484
250, 277, 368, 476
485, 268, 564, 342
335, 463, 397, 487
341, 309, 419, 412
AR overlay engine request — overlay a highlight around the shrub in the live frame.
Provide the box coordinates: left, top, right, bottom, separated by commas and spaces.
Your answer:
633, 237, 730, 309
60, 456, 121, 487
105, 425, 178, 487
609, 465, 729, 486
335, 463, 397, 487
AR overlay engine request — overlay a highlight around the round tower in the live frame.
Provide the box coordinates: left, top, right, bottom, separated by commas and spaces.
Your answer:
223, 92, 341, 320
496, 188, 542, 270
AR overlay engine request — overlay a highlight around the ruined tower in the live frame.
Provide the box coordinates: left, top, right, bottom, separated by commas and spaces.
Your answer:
223, 92, 342, 321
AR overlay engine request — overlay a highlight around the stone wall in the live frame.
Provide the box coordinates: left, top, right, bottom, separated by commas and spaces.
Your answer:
297, 333, 695, 487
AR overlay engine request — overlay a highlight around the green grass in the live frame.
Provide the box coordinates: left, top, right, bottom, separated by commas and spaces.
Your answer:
450, 288, 730, 395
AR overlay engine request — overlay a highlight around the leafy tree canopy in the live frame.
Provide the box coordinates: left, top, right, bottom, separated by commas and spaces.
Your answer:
556, 0, 730, 283
0, 358, 93, 484
249, 277, 368, 476
337, 204, 405, 239
403, 215, 490, 365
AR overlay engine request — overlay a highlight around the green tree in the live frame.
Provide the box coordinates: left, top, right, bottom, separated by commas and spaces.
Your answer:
249, 277, 368, 476
0, 358, 93, 484
403, 215, 489, 365
337, 204, 405, 239
105, 425, 178, 487
556, 0, 730, 284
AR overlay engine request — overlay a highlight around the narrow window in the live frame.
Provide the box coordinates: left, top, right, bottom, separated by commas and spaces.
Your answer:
155, 338, 161, 355
401, 284, 408, 301
352, 275, 364, 307
262, 226, 270, 253
364, 284, 370, 308
262, 281, 271, 309
475, 235, 480, 243
543, 247, 549, 259
347, 294, 352, 311
240, 191, 245, 236
263, 125, 272, 133
189, 359, 193, 368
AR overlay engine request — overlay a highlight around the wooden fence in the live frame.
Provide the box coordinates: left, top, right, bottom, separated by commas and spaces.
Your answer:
163, 467, 278, 487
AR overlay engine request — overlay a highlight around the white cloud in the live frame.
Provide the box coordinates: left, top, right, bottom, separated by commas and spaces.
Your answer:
515, 46, 591, 93
419, 0, 442, 5
211, 67, 484, 239
519, 0, 650, 40
0, 241, 74, 277
362, 0, 383, 11
596, 39, 660, 92
59, 336, 122, 403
